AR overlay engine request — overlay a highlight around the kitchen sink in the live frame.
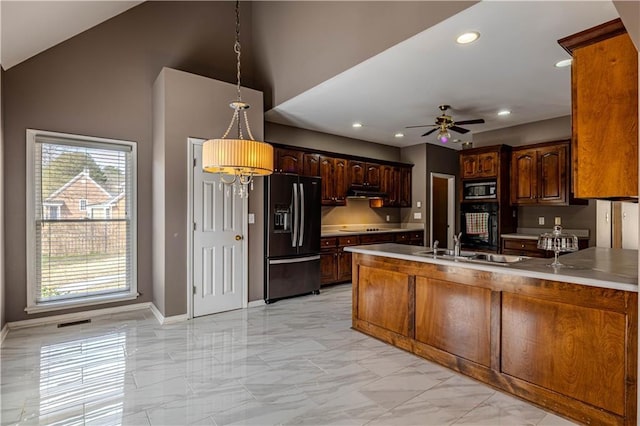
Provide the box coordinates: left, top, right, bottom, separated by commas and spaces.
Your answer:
470, 253, 528, 264
415, 249, 476, 258
415, 249, 528, 265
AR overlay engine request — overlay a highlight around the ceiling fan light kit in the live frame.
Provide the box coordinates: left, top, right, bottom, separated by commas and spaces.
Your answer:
406, 104, 485, 143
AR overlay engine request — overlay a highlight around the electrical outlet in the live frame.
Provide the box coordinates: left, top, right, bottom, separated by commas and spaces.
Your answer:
538, 216, 545, 225
555, 217, 562, 225
248, 213, 255, 224
416, 201, 422, 208
386, 215, 390, 222
413, 212, 422, 220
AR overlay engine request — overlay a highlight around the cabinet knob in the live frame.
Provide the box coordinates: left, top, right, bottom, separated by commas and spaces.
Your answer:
521, 244, 525, 248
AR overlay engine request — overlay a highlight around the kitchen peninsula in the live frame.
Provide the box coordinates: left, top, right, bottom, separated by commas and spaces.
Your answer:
346, 243, 637, 426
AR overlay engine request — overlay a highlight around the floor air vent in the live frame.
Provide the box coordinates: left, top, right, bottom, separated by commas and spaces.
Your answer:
57, 319, 91, 328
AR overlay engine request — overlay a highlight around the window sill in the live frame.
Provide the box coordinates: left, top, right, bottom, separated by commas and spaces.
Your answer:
25, 292, 140, 314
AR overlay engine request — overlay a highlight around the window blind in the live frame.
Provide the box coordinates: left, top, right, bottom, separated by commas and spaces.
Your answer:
32, 135, 134, 304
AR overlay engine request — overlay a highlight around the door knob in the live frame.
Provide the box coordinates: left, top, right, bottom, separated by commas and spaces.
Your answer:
235, 235, 243, 241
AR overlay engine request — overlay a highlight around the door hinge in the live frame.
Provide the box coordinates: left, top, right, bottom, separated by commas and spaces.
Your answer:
193, 157, 197, 167
193, 286, 196, 295
193, 222, 197, 231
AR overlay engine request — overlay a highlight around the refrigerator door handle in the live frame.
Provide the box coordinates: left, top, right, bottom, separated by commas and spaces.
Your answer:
269, 255, 321, 265
292, 182, 298, 248
298, 183, 305, 247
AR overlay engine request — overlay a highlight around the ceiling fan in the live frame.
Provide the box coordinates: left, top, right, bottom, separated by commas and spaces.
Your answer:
406, 105, 485, 143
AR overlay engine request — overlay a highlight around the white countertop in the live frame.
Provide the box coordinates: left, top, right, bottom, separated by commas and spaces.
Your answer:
322, 224, 424, 237
345, 244, 638, 292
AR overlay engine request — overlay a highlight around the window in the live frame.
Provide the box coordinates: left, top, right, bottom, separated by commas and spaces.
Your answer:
26, 130, 137, 312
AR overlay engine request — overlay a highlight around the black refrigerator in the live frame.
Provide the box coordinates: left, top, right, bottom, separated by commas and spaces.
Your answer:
264, 174, 321, 303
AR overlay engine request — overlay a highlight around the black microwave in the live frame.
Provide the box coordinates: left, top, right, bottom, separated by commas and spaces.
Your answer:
463, 181, 497, 200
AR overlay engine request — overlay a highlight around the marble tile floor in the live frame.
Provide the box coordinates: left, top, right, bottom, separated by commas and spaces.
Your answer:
1, 284, 577, 426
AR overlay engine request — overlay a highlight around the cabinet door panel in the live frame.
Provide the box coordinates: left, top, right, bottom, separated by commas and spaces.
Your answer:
334, 158, 348, 205
573, 33, 638, 198
337, 250, 352, 282
478, 152, 498, 177
415, 277, 491, 367
399, 167, 412, 207
501, 292, 626, 415
349, 161, 365, 188
319, 156, 336, 205
320, 250, 337, 284
357, 265, 411, 336
511, 150, 537, 205
461, 154, 478, 179
275, 148, 303, 174
538, 145, 566, 203
365, 163, 380, 188
303, 153, 320, 177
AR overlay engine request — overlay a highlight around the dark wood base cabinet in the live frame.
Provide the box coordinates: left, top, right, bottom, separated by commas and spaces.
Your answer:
351, 253, 637, 426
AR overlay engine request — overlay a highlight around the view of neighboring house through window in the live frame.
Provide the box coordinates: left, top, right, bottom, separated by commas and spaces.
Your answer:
26, 130, 137, 311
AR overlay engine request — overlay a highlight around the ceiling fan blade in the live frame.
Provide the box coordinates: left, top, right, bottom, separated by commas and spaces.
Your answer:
421, 128, 439, 137
406, 124, 436, 129
455, 118, 485, 125
450, 126, 470, 134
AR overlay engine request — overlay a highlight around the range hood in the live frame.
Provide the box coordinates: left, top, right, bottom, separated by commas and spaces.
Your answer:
346, 188, 388, 199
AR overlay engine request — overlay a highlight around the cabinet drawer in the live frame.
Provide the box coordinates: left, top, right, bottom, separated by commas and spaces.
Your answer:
503, 239, 539, 251
321, 237, 338, 249
338, 236, 360, 247
359, 233, 394, 244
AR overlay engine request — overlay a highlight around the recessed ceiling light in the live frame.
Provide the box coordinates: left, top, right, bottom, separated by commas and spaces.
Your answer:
394, 132, 404, 138
456, 31, 480, 45
555, 58, 573, 68
497, 110, 511, 116
352, 122, 362, 128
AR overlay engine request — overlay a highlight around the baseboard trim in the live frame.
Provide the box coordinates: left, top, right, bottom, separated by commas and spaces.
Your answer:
0, 323, 8, 345
149, 303, 188, 325
7, 302, 152, 331
248, 299, 266, 308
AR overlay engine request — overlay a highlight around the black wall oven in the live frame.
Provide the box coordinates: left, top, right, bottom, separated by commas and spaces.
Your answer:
460, 202, 499, 252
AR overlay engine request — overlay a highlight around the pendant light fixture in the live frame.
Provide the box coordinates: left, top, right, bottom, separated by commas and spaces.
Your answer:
202, 0, 273, 198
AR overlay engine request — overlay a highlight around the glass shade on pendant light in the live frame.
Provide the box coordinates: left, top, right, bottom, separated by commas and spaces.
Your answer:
201, 0, 273, 198
437, 128, 451, 143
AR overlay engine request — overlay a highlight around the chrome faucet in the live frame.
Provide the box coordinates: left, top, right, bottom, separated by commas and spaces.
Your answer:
453, 233, 462, 257
432, 240, 439, 251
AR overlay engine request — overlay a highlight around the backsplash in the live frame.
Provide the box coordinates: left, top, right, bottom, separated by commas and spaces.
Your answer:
517, 200, 596, 245
322, 198, 400, 225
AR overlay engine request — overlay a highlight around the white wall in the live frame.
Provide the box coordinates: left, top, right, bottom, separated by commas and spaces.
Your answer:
152, 68, 265, 316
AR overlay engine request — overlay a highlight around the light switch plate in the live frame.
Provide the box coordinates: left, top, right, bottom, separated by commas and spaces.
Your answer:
248, 213, 255, 224
538, 216, 545, 225
414, 212, 422, 220
554, 217, 561, 225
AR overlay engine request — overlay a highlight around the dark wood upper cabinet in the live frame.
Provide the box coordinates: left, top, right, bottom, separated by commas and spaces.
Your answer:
348, 160, 380, 189
461, 152, 498, 179
274, 148, 303, 174
510, 141, 569, 206
399, 166, 412, 207
302, 153, 320, 177
380, 165, 398, 206
511, 149, 538, 205
270, 143, 412, 207
319, 156, 347, 206
558, 18, 638, 199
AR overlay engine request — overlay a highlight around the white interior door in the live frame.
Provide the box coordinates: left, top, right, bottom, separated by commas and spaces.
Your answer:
192, 143, 244, 317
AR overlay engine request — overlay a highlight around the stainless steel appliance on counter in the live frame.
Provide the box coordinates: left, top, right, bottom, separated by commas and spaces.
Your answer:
265, 174, 321, 303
